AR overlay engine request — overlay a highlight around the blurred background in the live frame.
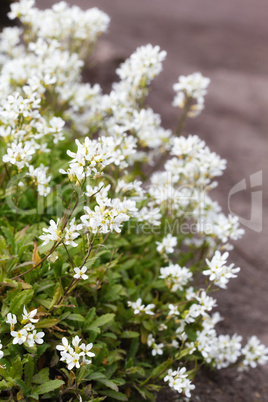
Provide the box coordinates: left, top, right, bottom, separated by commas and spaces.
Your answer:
2, 0, 268, 399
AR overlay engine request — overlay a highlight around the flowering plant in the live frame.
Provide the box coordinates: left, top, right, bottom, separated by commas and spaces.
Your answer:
0, 1, 267, 401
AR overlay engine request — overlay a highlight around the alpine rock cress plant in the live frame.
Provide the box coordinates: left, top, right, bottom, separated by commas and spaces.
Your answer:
0, 1, 267, 401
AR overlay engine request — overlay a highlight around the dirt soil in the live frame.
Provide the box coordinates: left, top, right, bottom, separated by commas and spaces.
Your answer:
36, 1, 268, 400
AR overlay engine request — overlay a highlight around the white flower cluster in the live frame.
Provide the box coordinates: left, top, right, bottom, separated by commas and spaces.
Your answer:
241, 336, 268, 369
173, 72, 210, 117
116, 179, 144, 201
170, 134, 226, 186
56, 336, 95, 370
164, 367, 195, 398
181, 312, 268, 370
27, 164, 51, 197
159, 263, 193, 292
8, 0, 110, 56
116, 44, 166, 97
197, 327, 242, 369
203, 251, 240, 289
131, 108, 172, 150
67, 44, 170, 155
147, 334, 164, 356
0, 86, 65, 196
81, 196, 136, 234
39, 218, 83, 247
0, 1, 111, 198
6, 306, 44, 348
59, 137, 115, 182
182, 291, 217, 325
127, 298, 155, 315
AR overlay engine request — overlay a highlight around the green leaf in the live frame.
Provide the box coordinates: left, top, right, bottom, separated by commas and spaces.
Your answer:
99, 390, 127, 401
87, 313, 115, 330
148, 358, 173, 382
34, 379, 64, 395
24, 355, 34, 389
127, 338, 139, 361
9, 357, 23, 380
67, 313, 85, 322
10, 289, 34, 315
96, 378, 119, 392
35, 318, 60, 329
85, 307, 96, 324
32, 368, 50, 385
121, 330, 139, 338
14, 378, 27, 395
0, 226, 15, 252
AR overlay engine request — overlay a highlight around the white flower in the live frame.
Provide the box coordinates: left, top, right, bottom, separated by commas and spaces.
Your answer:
6, 313, 17, 330
128, 298, 155, 315
144, 303, 155, 316
39, 218, 61, 245
156, 234, 177, 254
23, 323, 35, 332
56, 337, 71, 355
147, 334, 164, 356
0, 342, 4, 360
80, 342, 95, 359
65, 352, 81, 370
152, 342, 164, 356
64, 218, 83, 247
127, 298, 144, 315
158, 323, 168, 331
147, 334, 155, 347
29, 330, 45, 345
49, 116, 65, 143
11, 329, 28, 345
73, 266, 88, 280
168, 304, 180, 317
22, 306, 38, 323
